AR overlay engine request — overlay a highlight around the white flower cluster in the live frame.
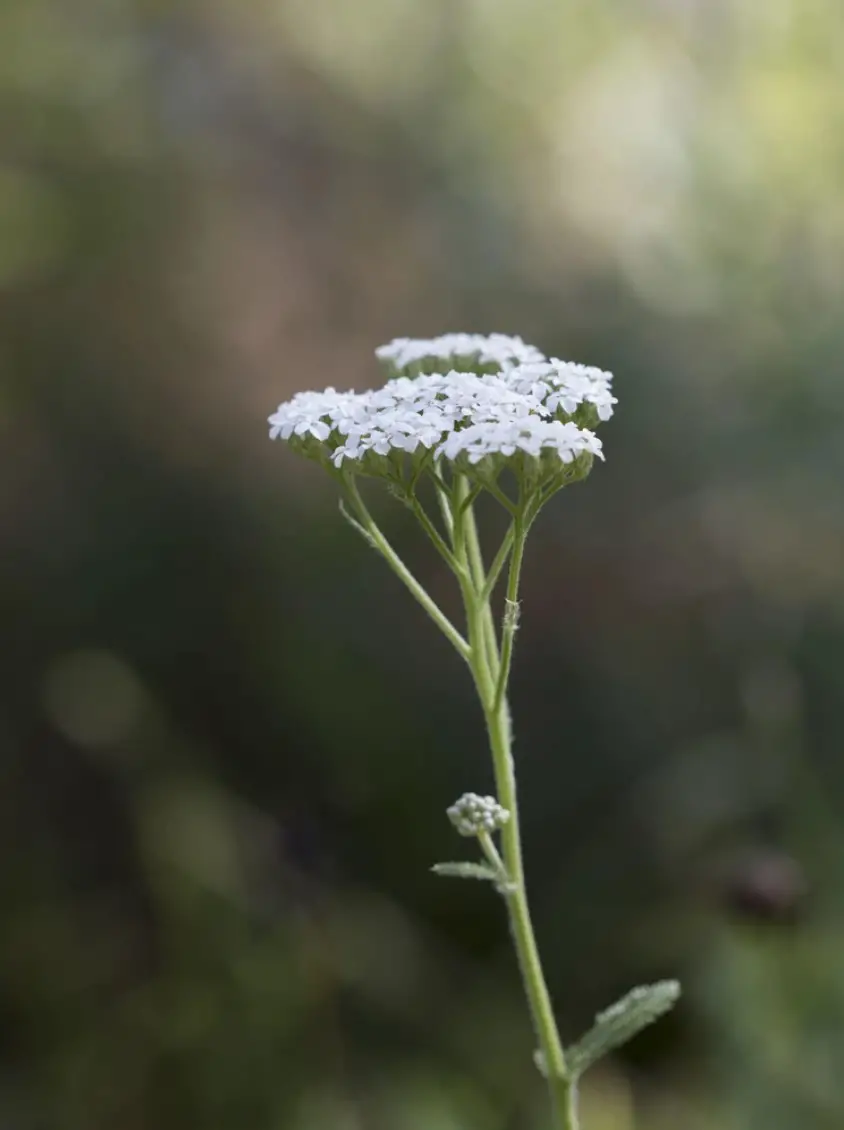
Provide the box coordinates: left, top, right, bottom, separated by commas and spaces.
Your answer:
505, 360, 616, 423
447, 792, 511, 837
376, 332, 545, 374
268, 387, 362, 444
268, 333, 615, 480
437, 415, 601, 465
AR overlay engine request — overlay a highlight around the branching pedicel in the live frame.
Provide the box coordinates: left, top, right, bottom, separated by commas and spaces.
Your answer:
269, 334, 679, 1130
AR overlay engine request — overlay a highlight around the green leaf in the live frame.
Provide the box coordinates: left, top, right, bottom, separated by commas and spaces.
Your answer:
566, 981, 681, 1078
431, 861, 499, 882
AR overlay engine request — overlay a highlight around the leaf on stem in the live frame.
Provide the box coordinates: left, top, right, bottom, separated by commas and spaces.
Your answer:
431, 861, 500, 882
565, 981, 681, 1078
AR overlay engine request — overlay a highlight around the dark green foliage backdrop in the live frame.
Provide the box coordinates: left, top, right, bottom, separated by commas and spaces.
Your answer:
3, 1, 844, 1127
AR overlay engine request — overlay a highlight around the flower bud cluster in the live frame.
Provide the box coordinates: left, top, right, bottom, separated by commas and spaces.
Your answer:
447, 792, 511, 838
268, 333, 615, 491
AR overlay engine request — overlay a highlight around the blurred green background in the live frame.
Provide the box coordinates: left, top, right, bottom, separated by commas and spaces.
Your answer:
3, 0, 844, 1127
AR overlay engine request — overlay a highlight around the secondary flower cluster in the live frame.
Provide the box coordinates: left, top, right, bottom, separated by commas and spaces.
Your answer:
268, 333, 615, 490
447, 792, 511, 838
375, 332, 546, 376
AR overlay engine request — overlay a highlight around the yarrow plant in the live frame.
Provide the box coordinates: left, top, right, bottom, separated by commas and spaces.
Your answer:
269, 333, 679, 1129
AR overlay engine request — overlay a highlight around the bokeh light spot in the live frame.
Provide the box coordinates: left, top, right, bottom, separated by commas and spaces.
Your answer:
42, 649, 145, 752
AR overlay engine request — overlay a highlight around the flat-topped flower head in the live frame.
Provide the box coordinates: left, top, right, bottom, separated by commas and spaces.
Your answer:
376, 333, 545, 377
438, 416, 602, 490
505, 359, 617, 429
268, 387, 371, 469
268, 334, 614, 498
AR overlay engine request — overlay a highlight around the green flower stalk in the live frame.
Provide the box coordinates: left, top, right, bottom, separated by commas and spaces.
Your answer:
269, 333, 679, 1129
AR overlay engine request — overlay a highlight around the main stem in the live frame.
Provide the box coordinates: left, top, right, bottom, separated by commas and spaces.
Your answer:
483, 688, 578, 1129
346, 476, 578, 1127
456, 493, 578, 1130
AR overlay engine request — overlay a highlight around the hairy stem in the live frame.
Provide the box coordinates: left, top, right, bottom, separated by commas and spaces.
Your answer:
357, 473, 578, 1127
493, 514, 527, 716
451, 491, 577, 1130
461, 483, 501, 678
